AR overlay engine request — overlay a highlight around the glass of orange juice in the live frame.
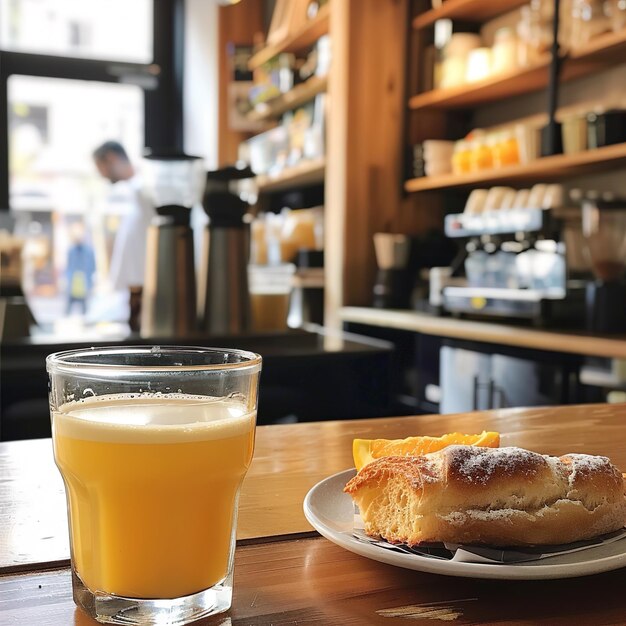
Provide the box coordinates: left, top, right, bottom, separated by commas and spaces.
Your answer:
47, 346, 261, 624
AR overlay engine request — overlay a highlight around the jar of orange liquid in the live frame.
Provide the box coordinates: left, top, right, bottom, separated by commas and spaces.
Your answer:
469, 137, 493, 171
280, 209, 318, 263
452, 140, 472, 174
493, 131, 520, 167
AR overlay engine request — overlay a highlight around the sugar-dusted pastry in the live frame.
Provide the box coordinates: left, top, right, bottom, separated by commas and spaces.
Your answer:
344, 445, 626, 546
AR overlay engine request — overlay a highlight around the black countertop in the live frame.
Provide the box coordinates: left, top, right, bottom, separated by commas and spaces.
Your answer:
1, 327, 395, 440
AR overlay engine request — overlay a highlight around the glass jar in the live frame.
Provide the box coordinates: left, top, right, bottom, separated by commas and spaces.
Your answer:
492, 27, 518, 74
452, 140, 472, 174
604, 0, 626, 31
493, 131, 520, 167
571, 0, 610, 48
280, 209, 318, 263
516, 1, 551, 66
465, 47, 492, 82
440, 33, 482, 88
469, 137, 493, 171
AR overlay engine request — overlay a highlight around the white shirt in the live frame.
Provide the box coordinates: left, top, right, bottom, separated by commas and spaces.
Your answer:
108, 176, 155, 290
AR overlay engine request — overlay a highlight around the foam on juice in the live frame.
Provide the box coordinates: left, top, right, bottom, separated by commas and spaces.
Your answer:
54, 393, 254, 444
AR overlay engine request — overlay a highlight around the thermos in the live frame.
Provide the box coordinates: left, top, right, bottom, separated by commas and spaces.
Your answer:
199, 165, 255, 334
140, 153, 204, 337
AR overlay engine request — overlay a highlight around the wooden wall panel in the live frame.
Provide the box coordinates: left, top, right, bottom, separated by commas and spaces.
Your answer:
326, 0, 443, 324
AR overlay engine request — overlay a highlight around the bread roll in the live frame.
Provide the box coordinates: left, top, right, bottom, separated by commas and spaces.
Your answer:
344, 445, 626, 546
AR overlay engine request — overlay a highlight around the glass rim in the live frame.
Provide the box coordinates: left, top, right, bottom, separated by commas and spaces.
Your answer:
46, 345, 262, 375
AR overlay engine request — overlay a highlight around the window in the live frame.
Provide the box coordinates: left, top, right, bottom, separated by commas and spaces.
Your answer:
8, 76, 144, 320
9, 75, 143, 213
1, 0, 183, 323
0, 0, 153, 63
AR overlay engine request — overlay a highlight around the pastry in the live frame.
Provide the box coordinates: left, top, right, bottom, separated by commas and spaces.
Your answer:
344, 445, 626, 546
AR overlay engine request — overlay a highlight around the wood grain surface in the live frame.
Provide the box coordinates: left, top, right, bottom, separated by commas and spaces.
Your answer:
340, 307, 626, 359
2, 404, 626, 575
2, 537, 625, 625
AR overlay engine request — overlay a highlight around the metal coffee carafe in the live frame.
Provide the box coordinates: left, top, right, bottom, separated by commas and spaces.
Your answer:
141, 153, 204, 337
199, 165, 254, 334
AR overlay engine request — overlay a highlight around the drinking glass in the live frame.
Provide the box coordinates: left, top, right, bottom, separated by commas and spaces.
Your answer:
47, 346, 261, 625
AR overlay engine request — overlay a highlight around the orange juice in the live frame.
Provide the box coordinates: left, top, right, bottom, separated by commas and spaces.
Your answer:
52, 394, 255, 599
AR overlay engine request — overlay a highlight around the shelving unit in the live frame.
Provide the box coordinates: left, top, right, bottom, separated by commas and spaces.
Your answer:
405, 1, 626, 202
324, 0, 626, 341
412, 0, 527, 30
255, 158, 326, 193
242, 4, 330, 197
248, 3, 330, 70
405, 142, 626, 192
247, 75, 328, 122
409, 30, 626, 112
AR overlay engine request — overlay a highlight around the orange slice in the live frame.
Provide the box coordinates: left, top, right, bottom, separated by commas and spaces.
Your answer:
353, 431, 500, 471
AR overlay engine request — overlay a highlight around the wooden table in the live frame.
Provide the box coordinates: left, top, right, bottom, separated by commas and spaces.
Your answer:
2, 404, 626, 624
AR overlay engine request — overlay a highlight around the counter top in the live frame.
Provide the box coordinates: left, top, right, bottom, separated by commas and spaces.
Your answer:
2, 403, 626, 624
1, 326, 384, 355
0, 328, 394, 439
340, 306, 626, 359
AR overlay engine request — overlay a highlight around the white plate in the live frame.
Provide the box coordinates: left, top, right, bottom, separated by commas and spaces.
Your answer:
303, 469, 626, 580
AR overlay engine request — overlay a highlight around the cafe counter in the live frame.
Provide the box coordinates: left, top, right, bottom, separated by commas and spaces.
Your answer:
341, 307, 626, 413
340, 307, 626, 359
0, 327, 393, 440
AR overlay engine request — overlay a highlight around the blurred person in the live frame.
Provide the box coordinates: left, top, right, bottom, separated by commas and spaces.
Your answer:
66, 222, 95, 316
92, 141, 154, 329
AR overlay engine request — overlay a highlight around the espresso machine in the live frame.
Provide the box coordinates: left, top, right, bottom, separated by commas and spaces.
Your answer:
199, 165, 255, 334
141, 153, 204, 337
582, 197, 626, 333
440, 199, 586, 325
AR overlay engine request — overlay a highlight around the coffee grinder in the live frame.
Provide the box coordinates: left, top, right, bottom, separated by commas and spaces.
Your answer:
582, 197, 626, 333
372, 233, 411, 309
141, 153, 204, 337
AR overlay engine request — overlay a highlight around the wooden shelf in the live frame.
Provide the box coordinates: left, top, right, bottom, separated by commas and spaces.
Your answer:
248, 4, 330, 71
412, 0, 527, 30
256, 158, 326, 193
404, 142, 626, 192
409, 30, 626, 112
409, 57, 551, 111
247, 75, 328, 122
